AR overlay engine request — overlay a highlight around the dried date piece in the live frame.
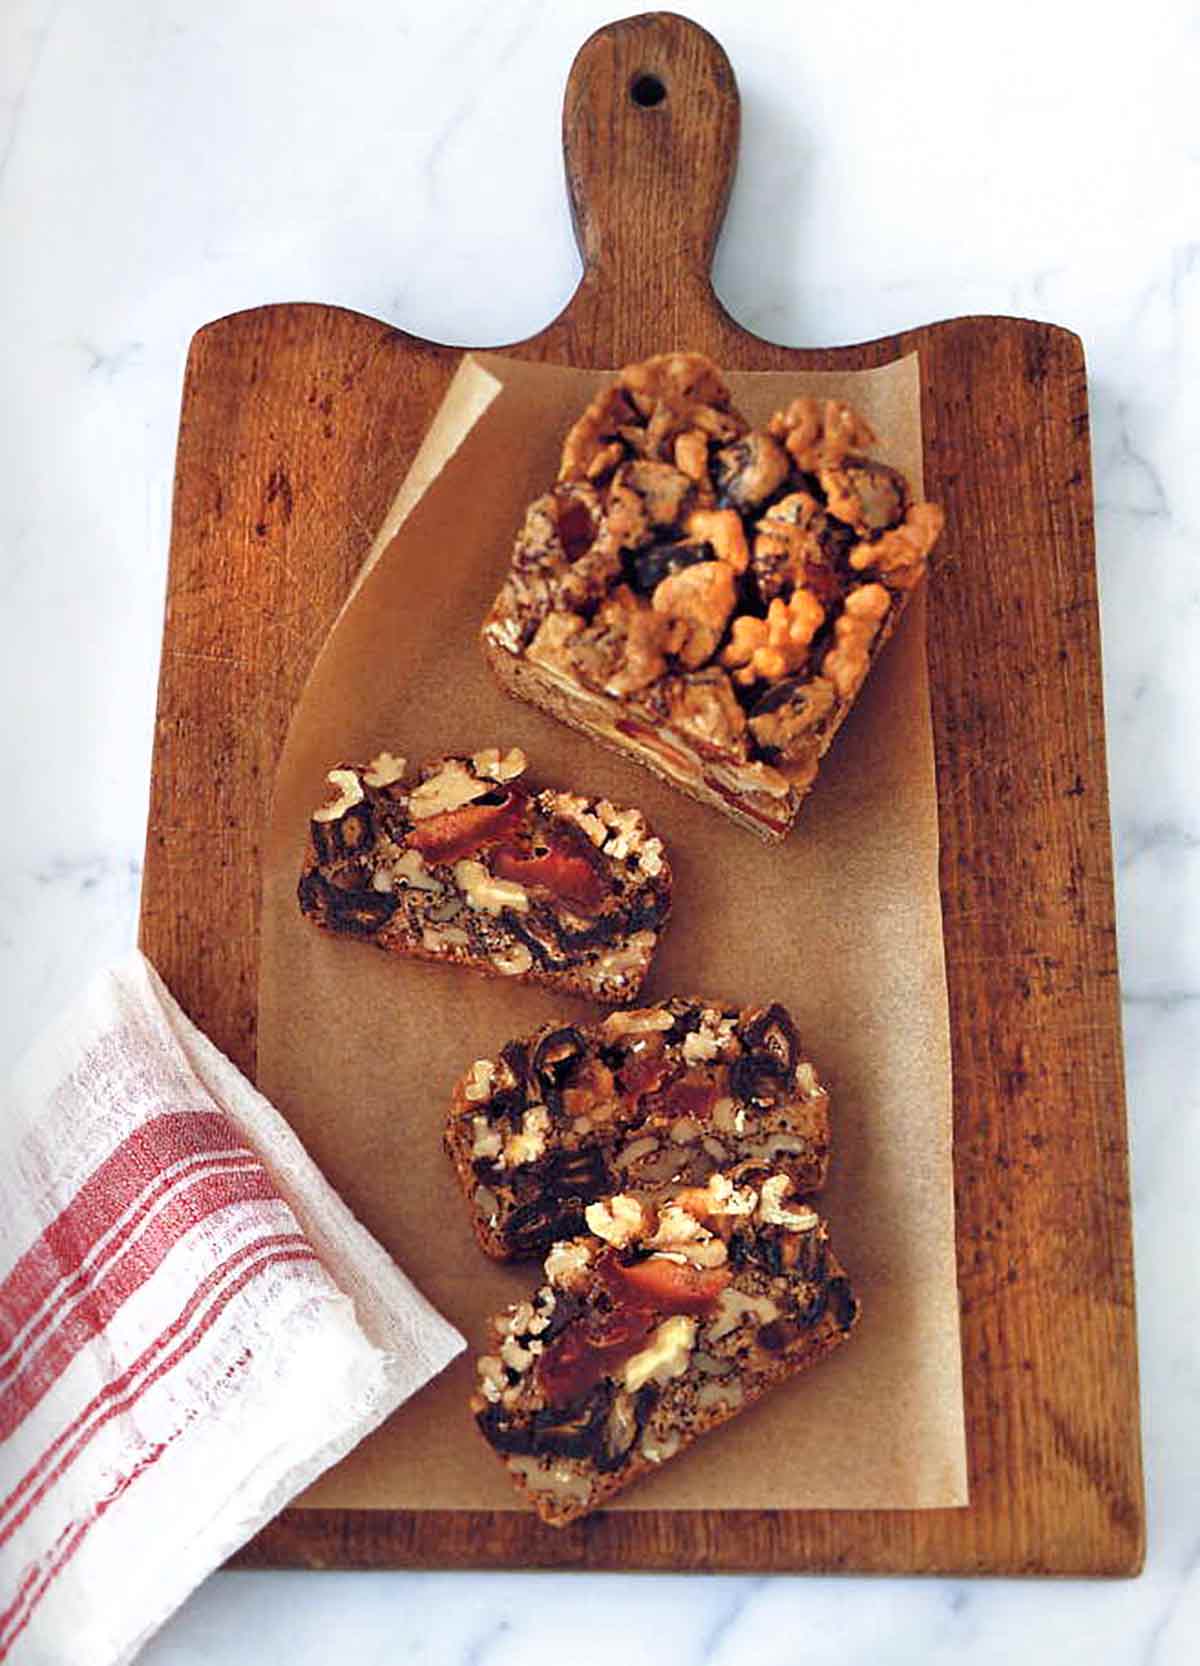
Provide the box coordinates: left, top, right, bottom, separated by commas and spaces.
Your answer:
444, 997, 831, 1261
470, 1171, 859, 1526
297, 747, 670, 1004
482, 352, 944, 841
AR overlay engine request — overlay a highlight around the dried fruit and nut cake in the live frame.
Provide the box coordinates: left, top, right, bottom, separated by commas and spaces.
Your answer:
445, 998, 830, 1260
298, 747, 671, 1002
471, 1171, 858, 1525
482, 352, 944, 841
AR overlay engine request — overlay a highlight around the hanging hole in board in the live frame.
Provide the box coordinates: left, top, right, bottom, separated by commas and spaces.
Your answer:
630, 73, 666, 108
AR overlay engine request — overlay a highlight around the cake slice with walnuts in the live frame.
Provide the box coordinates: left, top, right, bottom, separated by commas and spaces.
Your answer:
297, 747, 671, 1002
445, 997, 830, 1260
481, 351, 943, 842
471, 1171, 859, 1526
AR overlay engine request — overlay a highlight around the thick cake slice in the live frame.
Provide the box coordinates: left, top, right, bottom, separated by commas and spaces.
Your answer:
481, 351, 943, 841
471, 1172, 859, 1526
446, 997, 830, 1260
298, 747, 670, 1003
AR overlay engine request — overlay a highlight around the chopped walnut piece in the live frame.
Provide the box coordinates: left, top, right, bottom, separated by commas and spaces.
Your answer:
673, 428, 710, 484
767, 397, 876, 470
712, 431, 790, 511
472, 746, 527, 783
586, 440, 624, 480
660, 667, 748, 758
683, 507, 749, 573
621, 352, 732, 416
850, 501, 944, 590
454, 859, 531, 916
822, 583, 891, 698
751, 495, 851, 608
363, 752, 406, 789
588, 588, 672, 697
757, 1174, 820, 1231
533, 587, 670, 698
312, 769, 363, 822
561, 353, 742, 486
544, 1239, 594, 1290
651, 559, 736, 668
504, 1105, 552, 1168
560, 385, 639, 481
463, 1059, 496, 1103
818, 458, 908, 535
492, 942, 534, 977
585, 1194, 647, 1248
612, 460, 695, 535
748, 676, 837, 758
526, 609, 585, 673
722, 589, 826, 685
408, 759, 489, 820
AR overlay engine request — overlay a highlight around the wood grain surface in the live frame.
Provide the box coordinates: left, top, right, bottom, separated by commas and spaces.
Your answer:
139, 11, 1144, 1575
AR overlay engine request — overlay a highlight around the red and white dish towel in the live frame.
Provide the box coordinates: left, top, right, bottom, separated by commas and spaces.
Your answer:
0, 951, 464, 1666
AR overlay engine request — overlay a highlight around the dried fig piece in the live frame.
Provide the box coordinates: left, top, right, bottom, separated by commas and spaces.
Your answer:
504, 1200, 586, 1257
536, 1304, 655, 1406
818, 458, 908, 535
791, 1229, 828, 1289
553, 490, 600, 560
531, 1383, 613, 1458
539, 1291, 585, 1346
543, 1147, 612, 1203
795, 1281, 829, 1329
533, 1026, 588, 1104
406, 788, 523, 863
729, 1051, 789, 1105
476, 1402, 536, 1456
494, 838, 609, 914
756, 1317, 799, 1352
827, 1276, 858, 1331
310, 801, 374, 864
598, 1251, 730, 1316
627, 541, 712, 597
741, 1004, 798, 1074
713, 431, 790, 511
297, 869, 331, 916
325, 887, 399, 936
665, 1004, 704, 1043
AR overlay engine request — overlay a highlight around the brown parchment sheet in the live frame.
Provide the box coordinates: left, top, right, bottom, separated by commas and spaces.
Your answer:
258, 352, 968, 1511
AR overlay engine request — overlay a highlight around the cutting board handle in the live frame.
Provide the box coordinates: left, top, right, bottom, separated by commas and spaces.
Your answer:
562, 12, 739, 321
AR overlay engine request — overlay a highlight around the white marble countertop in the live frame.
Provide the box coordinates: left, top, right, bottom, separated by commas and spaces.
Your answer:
3, 0, 1197, 1658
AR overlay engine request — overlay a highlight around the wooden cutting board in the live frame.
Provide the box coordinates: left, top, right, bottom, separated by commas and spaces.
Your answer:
139, 11, 1143, 1575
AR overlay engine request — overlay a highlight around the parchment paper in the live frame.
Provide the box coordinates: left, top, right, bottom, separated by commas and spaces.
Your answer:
258, 352, 968, 1510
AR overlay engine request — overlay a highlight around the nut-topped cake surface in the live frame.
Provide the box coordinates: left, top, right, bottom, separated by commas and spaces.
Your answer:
445, 997, 830, 1260
482, 352, 943, 839
471, 1170, 859, 1525
298, 747, 671, 1002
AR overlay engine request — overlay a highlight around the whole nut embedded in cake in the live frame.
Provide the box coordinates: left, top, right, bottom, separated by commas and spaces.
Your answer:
482, 352, 944, 841
297, 747, 672, 1003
